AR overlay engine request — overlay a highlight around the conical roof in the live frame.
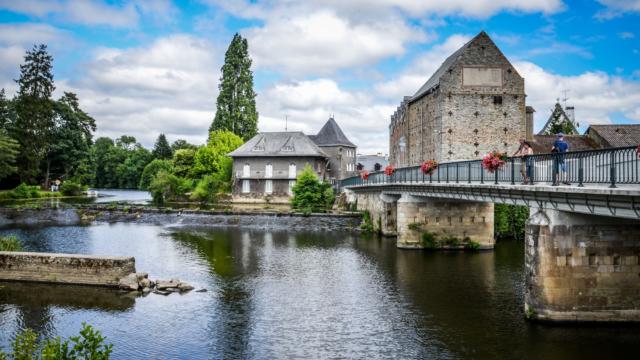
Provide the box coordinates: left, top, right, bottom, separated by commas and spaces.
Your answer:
311, 117, 355, 147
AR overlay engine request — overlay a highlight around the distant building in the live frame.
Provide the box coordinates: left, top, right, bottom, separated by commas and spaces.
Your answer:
585, 125, 640, 148
229, 117, 357, 201
537, 102, 579, 135
389, 31, 526, 166
356, 154, 389, 172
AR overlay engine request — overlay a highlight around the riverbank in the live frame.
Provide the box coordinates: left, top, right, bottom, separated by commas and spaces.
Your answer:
0, 205, 362, 232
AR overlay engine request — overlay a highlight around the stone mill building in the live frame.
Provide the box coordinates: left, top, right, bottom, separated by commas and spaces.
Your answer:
229, 117, 357, 202
389, 31, 526, 166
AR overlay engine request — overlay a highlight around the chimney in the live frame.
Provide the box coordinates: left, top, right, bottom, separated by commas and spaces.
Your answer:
525, 106, 535, 141
565, 106, 576, 128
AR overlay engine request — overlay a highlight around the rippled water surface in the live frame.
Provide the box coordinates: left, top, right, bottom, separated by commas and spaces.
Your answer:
2, 222, 640, 359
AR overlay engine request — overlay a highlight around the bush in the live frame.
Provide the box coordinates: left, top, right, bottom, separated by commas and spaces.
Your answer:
148, 170, 191, 204
495, 204, 530, 241
0, 236, 23, 251
59, 181, 86, 196
138, 159, 173, 190
190, 175, 222, 204
464, 240, 481, 250
360, 210, 374, 233
10, 183, 41, 199
291, 164, 334, 212
421, 232, 438, 249
0, 323, 113, 359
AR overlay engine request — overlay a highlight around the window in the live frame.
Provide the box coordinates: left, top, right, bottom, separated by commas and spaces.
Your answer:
243, 164, 250, 178
289, 163, 297, 179
493, 95, 503, 105
242, 180, 250, 193
265, 164, 273, 178
288, 180, 295, 195
265, 180, 273, 194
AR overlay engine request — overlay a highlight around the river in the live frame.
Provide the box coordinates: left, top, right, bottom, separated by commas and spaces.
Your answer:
1, 193, 640, 358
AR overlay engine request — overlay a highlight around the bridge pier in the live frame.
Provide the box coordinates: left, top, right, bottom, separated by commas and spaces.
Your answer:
353, 191, 399, 236
525, 209, 640, 322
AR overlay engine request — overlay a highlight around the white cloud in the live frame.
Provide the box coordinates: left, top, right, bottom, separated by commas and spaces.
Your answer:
0, 0, 178, 28
61, 35, 221, 146
246, 10, 426, 75
619, 32, 635, 39
595, 0, 640, 19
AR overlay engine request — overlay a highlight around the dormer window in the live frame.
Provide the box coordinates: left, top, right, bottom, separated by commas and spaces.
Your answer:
281, 136, 295, 152
252, 136, 265, 152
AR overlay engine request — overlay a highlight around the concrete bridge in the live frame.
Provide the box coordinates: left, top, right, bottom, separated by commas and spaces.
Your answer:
341, 146, 640, 322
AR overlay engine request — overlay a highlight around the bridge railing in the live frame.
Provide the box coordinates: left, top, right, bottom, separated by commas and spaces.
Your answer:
341, 146, 640, 189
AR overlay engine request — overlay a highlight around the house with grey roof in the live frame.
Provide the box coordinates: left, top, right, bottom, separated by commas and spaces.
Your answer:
228, 117, 357, 201
585, 125, 640, 148
356, 154, 389, 172
538, 102, 579, 135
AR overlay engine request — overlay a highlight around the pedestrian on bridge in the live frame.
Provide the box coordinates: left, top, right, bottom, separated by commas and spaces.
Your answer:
552, 132, 570, 185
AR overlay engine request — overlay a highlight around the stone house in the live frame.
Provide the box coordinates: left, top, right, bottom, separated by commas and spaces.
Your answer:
389, 31, 526, 166
585, 125, 640, 148
356, 154, 389, 172
229, 117, 357, 201
537, 102, 579, 135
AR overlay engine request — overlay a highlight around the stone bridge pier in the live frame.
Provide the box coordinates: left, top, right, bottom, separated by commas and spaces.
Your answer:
525, 209, 640, 322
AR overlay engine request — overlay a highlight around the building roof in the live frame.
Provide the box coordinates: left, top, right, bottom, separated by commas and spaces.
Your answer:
530, 135, 599, 154
586, 124, 640, 148
310, 117, 356, 147
228, 132, 328, 158
356, 154, 389, 171
538, 102, 579, 135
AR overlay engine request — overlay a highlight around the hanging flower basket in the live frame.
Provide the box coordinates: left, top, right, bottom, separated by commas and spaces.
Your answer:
636, 144, 640, 158
360, 171, 369, 180
384, 165, 395, 176
420, 160, 438, 176
482, 151, 508, 173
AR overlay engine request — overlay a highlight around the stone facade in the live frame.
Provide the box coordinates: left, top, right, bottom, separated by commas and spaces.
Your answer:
320, 145, 357, 182
525, 209, 640, 322
0, 251, 136, 288
389, 31, 525, 166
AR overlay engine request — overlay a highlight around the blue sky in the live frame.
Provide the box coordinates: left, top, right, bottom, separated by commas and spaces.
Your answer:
0, 0, 639, 153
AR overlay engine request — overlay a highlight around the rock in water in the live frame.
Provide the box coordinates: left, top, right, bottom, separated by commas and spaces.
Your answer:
136, 272, 149, 281
195, 289, 207, 293
156, 279, 180, 290
118, 273, 139, 291
153, 289, 171, 296
139, 278, 152, 289
178, 282, 194, 292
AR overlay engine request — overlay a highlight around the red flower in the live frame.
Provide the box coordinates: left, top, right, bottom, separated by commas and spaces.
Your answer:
637, 144, 640, 158
420, 160, 438, 175
360, 171, 369, 180
482, 151, 507, 173
384, 165, 395, 176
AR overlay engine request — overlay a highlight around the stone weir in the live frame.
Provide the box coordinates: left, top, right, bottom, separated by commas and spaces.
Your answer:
0, 251, 135, 288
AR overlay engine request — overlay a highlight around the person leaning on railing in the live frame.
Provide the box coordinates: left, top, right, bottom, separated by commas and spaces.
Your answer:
513, 138, 533, 184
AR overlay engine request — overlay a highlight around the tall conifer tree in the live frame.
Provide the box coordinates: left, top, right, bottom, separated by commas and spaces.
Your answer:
210, 33, 258, 141
152, 133, 173, 159
12, 44, 56, 183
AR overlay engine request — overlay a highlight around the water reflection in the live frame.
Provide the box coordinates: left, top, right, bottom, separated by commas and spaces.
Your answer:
1, 224, 640, 359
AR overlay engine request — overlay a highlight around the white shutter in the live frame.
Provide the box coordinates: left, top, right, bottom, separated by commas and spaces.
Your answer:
243, 164, 250, 178
265, 180, 273, 194
265, 164, 273, 178
289, 163, 297, 179
242, 180, 250, 193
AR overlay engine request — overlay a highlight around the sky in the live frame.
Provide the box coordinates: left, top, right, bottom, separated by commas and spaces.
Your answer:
0, 0, 639, 154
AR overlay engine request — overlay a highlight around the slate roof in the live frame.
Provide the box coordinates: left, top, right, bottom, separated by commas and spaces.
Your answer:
530, 135, 599, 154
310, 117, 356, 147
228, 132, 328, 158
356, 155, 389, 171
538, 103, 579, 135
586, 125, 640, 148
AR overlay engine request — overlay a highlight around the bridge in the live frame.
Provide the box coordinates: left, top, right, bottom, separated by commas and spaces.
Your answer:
340, 146, 640, 322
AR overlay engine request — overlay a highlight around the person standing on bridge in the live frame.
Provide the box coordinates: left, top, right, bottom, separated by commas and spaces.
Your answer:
551, 132, 570, 185
513, 138, 533, 184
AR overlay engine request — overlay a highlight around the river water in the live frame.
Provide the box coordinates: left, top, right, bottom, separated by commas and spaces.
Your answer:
1, 195, 640, 358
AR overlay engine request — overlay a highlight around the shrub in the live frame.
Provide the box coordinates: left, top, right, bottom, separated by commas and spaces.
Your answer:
0, 323, 113, 359
10, 183, 41, 199
60, 181, 86, 196
190, 175, 222, 204
291, 164, 334, 213
148, 170, 191, 204
360, 210, 374, 233
139, 159, 173, 190
464, 240, 481, 250
495, 204, 530, 241
407, 222, 422, 231
421, 232, 438, 249
0, 236, 23, 251
442, 235, 460, 247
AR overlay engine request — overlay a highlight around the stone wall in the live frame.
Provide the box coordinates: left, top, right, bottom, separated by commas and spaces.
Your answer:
319, 145, 357, 180
525, 209, 640, 322
354, 191, 398, 236
396, 195, 494, 249
0, 252, 136, 288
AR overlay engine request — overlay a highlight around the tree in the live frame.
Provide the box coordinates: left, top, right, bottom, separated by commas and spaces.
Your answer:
172, 148, 196, 178
210, 33, 258, 141
152, 133, 172, 159
139, 159, 173, 190
192, 130, 243, 179
291, 164, 334, 212
171, 139, 197, 152
12, 44, 56, 183
0, 133, 19, 181
0, 88, 12, 131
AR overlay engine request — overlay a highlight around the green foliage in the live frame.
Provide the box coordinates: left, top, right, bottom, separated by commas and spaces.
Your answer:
170, 139, 197, 152
59, 181, 86, 196
171, 149, 195, 179
152, 133, 172, 160
190, 175, 222, 203
290, 164, 333, 212
191, 130, 243, 180
464, 240, 481, 250
544, 104, 578, 135
210, 33, 258, 141
0, 132, 19, 181
148, 170, 191, 204
495, 204, 530, 241
407, 222, 422, 231
10, 183, 41, 199
323, 186, 335, 209
138, 159, 173, 190
360, 210, 374, 233
442, 235, 460, 248
421, 232, 438, 249
0, 236, 23, 252
92, 136, 152, 189
0, 323, 112, 359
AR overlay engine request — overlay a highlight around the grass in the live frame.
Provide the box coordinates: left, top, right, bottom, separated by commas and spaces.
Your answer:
0, 236, 23, 251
